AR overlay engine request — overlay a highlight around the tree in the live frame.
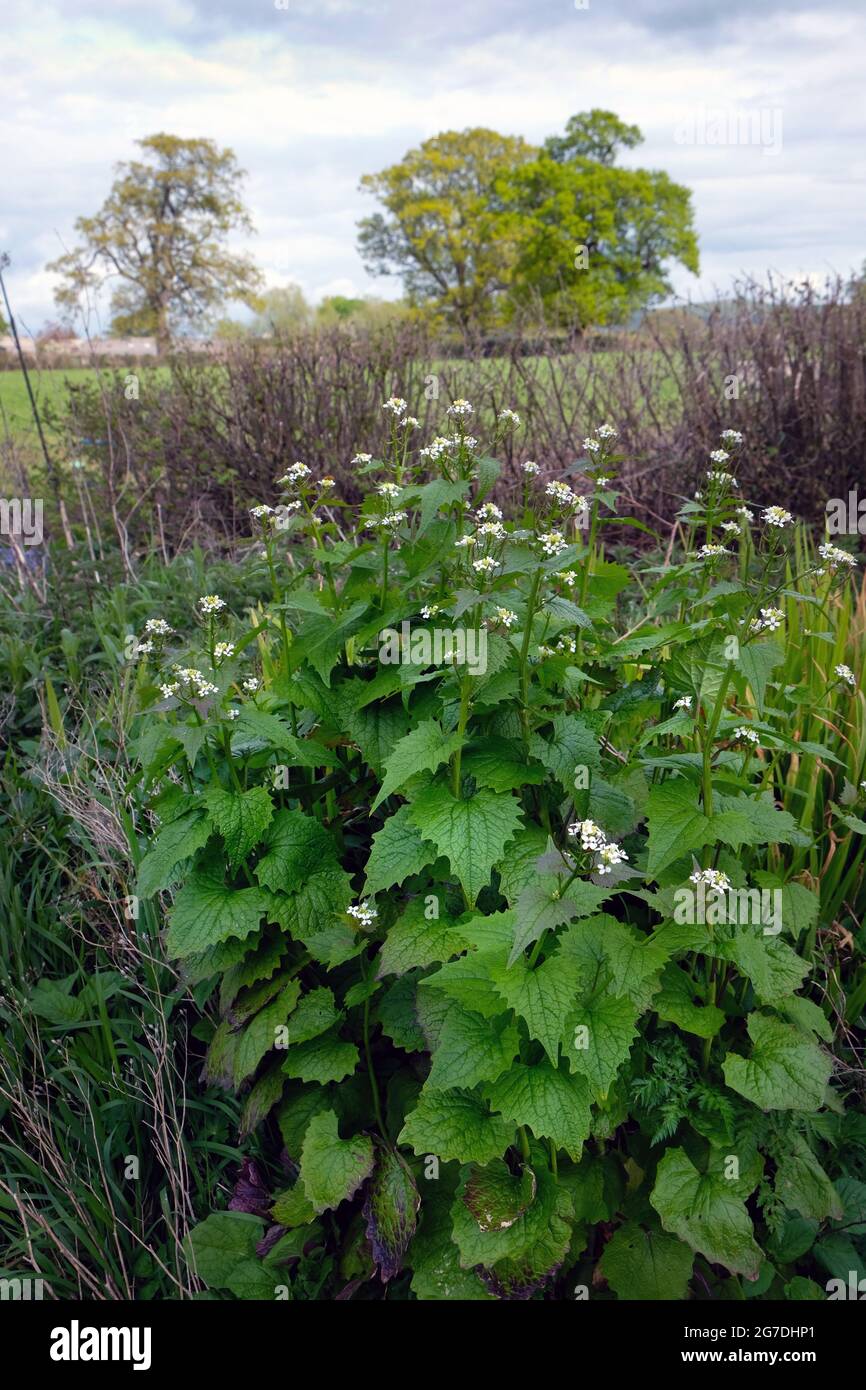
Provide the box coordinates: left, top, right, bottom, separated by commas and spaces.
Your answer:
48, 134, 264, 352
358, 129, 537, 331
358, 113, 698, 332
250, 285, 312, 336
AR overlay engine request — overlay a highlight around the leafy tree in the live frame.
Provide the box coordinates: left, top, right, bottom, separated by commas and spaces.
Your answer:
251, 285, 312, 336
358, 129, 537, 332
47, 134, 264, 352
358, 113, 698, 331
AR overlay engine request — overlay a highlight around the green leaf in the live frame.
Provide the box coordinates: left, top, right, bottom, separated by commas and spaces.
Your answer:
372, 720, 462, 812
204, 786, 274, 871
254, 808, 336, 894
599, 1220, 693, 1300
488, 951, 583, 1064
363, 1141, 420, 1282
774, 1135, 843, 1221
559, 914, 667, 1010
233, 979, 301, 1086
722, 1013, 833, 1111
267, 863, 353, 949
654, 963, 724, 1039
496, 825, 548, 904
271, 1182, 317, 1229
737, 639, 784, 716
461, 736, 546, 794
650, 1147, 762, 1279
565, 991, 640, 1100
136, 810, 212, 898
363, 804, 437, 897
398, 1089, 514, 1165
166, 865, 272, 960
529, 713, 600, 791
714, 931, 809, 1005
451, 1158, 573, 1296
426, 1006, 520, 1092
184, 1212, 264, 1288
646, 780, 710, 877
284, 987, 342, 1045
299, 1110, 375, 1214
509, 877, 610, 966
282, 1028, 359, 1085
277, 1084, 333, 1160
484, 1061, 592, 1160
409, 1180, 492, 1300
461, 1158, 538, 1232
407, 783, 523, 905
376, 897, 471, 978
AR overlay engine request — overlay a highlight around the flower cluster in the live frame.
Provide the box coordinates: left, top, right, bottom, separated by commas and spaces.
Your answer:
749, 606, 784, 634
733, 726, 761, 745
538, 530, 568, 557
762, 506, 794, 529
198, 594, 226, 615
689, 867, 732, 891
818, 543, 857, 574
347, 901, 377, 927
567, 819, 628, 875
278, 462, 311, 487
835, 664, 856, 687
491, 606, 518, 628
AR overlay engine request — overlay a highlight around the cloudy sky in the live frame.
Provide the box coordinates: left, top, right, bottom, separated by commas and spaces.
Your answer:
3, 0, 864, 332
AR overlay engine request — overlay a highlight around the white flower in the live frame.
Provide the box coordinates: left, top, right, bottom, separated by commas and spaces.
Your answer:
348, 900, 377, 927
278, 462, 311, 486
545, 480, 575, 505
707, 469, 737, 487
250, 504, 274, 520
539, 530, 568, 557
420, 604, 440, 619
737, 506, 754, 522
320, 476, 336, 490
556, 570, 578, 586
378, 481, 401, 498
352, 453, 372, 465
555, 635, 577, 655
708, 450, 730, 466
176, 667, 204, 684
818, 543, 856, 572
404, 416, 420, 429
720, 429, 743, 446
382, 397, 407, 415
477, 521, 506, 540
159, 682, 179, 698
835, 664, 856, 687
214, 642, 235, 660
596, 423, 617, 440
144, 618, 172, 636
226, 708, 240, 720
455, 534, 476, 548
419, 437, 450, 460
733, 725, 760, 745
596, 841, 628, 875
522, 461, 540, 476
538, 644, 555, 658
498, 408, 520, 426
583, 437, 601, 454
697, 544, 731, 559
472, 556, 499, 575
283, 499, 302, 513
196, 680, 219, 698
569, 819, 607, 852
447, 398, 473, 417
198, 594, 226, 615
136, 640, 154, 655
749, 607, 784, 634
721, 521, 742, 536
243, 677, 261, 693
596, 476, 612, 488
689, 868, 732, 891
476, 502, 502, 521
378, 510, 407, 530
492, 607, 518, 628
673, 695, 693, 711
762, 505, 794, 528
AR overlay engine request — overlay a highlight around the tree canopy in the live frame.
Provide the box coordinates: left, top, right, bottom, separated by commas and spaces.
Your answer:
358, 110, 699, 331
48, 134, 264, 349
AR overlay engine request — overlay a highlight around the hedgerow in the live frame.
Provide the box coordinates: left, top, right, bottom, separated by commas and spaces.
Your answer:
132, 399, 866, 1300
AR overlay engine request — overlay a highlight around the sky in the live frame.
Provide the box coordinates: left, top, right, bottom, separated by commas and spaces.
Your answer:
2, 0, 865, 333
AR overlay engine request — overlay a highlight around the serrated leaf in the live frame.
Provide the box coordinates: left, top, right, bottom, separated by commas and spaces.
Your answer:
488, 951, 583, 1064
398, 1089, 514, 1164
299, 1110, 374, 1214
281, 1028, 359, 1085
408, 1176, 492, 1300
426, 1006, 520, 1092
714, 931, 809, 1005
271, 1182, 316, 1229
372, 720, 462, 812
254, 808, 336, 894
363, 1141, 420, 1282
407, 783, 523, 905
376, 897, 471, 978
284, 987, 342, 1045
461, 736, 545, 793
233, 978, 301, 1087
461, 1159, 537, 1232
529, 713, 600, 790
565, 991, 640, 1100
722, 1013, 833, 1111
451, 1158, 573, 1296
363, 804, 437, 897
184, 1211, 264, 1288
166, 866, 272, 960
654, 963, 724, 1039
204, 786, 274, 872
508, 877, 609, 965
136, 810, 212, 898
774, 1135, 843, 1221
484, 1061, 592, 1160
600, 1221, 693, 1300
650, 1146, 762, 1279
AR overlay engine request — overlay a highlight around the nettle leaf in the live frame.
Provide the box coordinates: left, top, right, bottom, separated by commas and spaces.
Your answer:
254, 808, 335, 894
299, 1110, 375, 1214
421, 948, 504, 1020
654, 963, 725, 1039
398, 1089, 515, 1165
484, 1061, 593, 1160
529, 713, 600, 791
268, 864, 354, 956
408, 782, 523, 906
451, 1157, 574, 1297
136, 810, 212, 898
559, 914, 667, 1011
564, 991, 640, 1101
363, 1141, 420, 1282
282, 1028, 359, 1085
285, 987, 342, 1045
372, 720, 462, 812
722, 1013, 833, 1111
204, 785, 274, 871
599, 1220, 694, 1301
650, 1147, 763, 1280
363, 804, 437, 897
166, 865, 272, 960
509, 877, 610, 966
426, 1006, 520, 1092
376, 897, 471, 978
496, 825, 548, 904
461, 736, 546, 793
488, 951, 584, 1064
713, 931, 809, 1005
